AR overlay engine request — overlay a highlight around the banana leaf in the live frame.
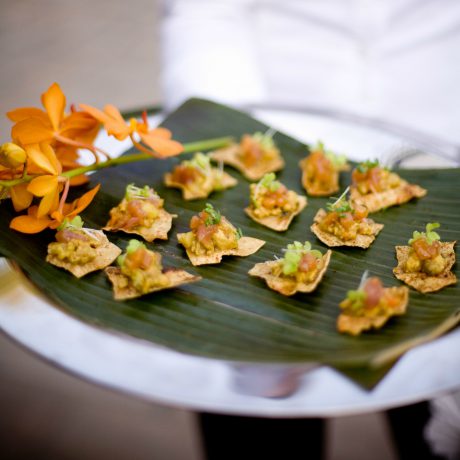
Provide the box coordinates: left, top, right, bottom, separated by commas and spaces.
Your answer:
1, 98, 459, 389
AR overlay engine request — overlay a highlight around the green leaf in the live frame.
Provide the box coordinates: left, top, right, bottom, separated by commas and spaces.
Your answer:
203, 203, 221, 226
1, 98, 459, 389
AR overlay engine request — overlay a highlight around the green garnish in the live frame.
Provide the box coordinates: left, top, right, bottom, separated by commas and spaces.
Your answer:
357, 159, 380, 174
57, 215, 84, 231
344, 289, 366, 311
252, 129, 276, 151
281, 241, 322, 276
185, 152, 211, 172
258, 172, 281, 192
313, 140, 347, 169
326, 187, 352, 217
125, 183, 151, 200
117, 239, 146, 267
408, 222, 441, 246
235, 228, 243, 240
203, 203, 221, 226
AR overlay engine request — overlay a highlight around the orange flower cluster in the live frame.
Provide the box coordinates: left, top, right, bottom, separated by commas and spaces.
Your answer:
1, 83, 184, 234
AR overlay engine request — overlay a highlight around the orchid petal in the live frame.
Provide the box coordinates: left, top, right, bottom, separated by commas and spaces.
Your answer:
10, 183, 33, 212
28, 175, 59, 197
26, 145, 59, 175
11, 118, 53, 145
139, 133, 184, 157
148, 127, 172, 139
41, 82, 66, 132
37, 187, 60, 218
7, 107, 48, 123
10, 213, 51, 234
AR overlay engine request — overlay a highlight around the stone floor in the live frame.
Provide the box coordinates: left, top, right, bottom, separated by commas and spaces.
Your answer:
0, 1, 398, 459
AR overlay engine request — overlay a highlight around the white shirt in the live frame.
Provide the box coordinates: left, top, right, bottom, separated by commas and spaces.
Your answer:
161, 0, 460, 144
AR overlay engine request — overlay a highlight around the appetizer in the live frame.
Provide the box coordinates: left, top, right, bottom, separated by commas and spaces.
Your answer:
47, 216, 121, 278
337, 273, 409, 336
245, 173, 307, 231
103, 184, 176, 242
393, 223, 457, 293
164, 152, 237, 200
177, 203, 265, 266
249, 241, 331, 296
209, 130, 284, 181
311, 189, 383, 248
350, 160, 426, 213
105, 240, 200, 300
299, 141, 349, 196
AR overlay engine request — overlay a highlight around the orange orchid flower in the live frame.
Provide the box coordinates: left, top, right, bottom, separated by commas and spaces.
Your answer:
10, 184, 100, 234
7, 83, 102, 163
79, 104, 183, 157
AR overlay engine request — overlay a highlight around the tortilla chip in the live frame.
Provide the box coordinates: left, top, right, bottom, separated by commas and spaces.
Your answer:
47, 230, 121, 278
393, 242, 457, 293
164, 168, 237, 200
210, 144, 285, 181
248, 250, 332, 296
299, 158, 350, 197
244, 195, 307, 231
350, 180, 427, 213
105, 266, 201, 300
311, 209, 384, 248
177, 234, 266, 266
104, 203, 177, 242
337, 286, 409, 335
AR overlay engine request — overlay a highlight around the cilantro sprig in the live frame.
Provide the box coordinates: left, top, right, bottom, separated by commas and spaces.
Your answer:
356, 159, 380, 174
203, 203, 221, 226
408, 222, 441, 246
326, 187, 352, 217
281, 241, 322, 275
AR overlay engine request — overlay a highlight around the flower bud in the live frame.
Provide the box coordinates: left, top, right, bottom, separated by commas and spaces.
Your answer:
0, 143, 27, 169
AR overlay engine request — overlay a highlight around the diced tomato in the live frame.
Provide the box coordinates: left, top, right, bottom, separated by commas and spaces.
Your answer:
353, 204, 368, 220
307, 150, 334, 181
127, 248, 152, 270
240, 135, 263, 167
364, 277, 384, 308
171, 165, 201, 184
339, 212, 355, 230
412, 238, 440, 260
56, 229, 89, 243
298, 253, 318, 273
196, 224, 217, 244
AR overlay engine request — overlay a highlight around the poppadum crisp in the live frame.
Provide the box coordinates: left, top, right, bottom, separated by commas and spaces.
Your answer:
311, 209, 384, 248
337, 286, 409, 335
104, 201, 177, 242
105, 266, 201, 300
244, 195, 307, 232
350, 180, 427, 213
177, 234, 266, 266
47, 230, 121, 278
164, 168, 237, 200
248, 250, 332, 296
209, 144, 285, 181
393, 242, 457, 293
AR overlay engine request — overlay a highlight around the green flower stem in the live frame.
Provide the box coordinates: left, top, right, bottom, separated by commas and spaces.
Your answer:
0, 136, 233, 187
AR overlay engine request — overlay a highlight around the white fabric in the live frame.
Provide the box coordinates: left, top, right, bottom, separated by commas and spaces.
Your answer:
161, 0, 460, 143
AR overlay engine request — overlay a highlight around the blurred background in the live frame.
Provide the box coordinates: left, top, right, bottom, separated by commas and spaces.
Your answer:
0, 0, 444, 458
